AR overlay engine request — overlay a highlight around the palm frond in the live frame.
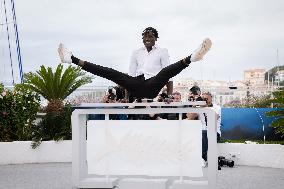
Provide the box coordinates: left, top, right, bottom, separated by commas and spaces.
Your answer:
23, 64, 93, 103
266, 109, 284, 117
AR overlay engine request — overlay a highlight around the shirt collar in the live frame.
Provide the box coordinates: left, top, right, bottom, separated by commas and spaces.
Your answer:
142, 45, 158, 51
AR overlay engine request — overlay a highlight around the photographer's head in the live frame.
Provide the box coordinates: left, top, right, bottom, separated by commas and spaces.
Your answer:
104, 86, 117, 103
107, 93, 116, 103
188, 85, 201, 101
202, 92, 213, 107
189, 85, 201, 96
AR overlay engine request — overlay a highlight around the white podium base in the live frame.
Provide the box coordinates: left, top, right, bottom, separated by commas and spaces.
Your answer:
119, 178, 168, 189
170, 180, 208, 189
76, 177, 118, 188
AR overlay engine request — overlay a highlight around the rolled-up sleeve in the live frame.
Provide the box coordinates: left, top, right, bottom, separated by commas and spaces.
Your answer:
160, 48, 170, 68
129, 51, 138, 77
160, 48, 172, 81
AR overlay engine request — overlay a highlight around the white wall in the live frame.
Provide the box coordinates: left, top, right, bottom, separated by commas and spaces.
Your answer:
1, 141, 284, 169
0, 141, 72, 165
218, 143, 284, 169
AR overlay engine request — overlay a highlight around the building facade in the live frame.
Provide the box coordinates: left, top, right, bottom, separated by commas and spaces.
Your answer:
244, 69, 266, 85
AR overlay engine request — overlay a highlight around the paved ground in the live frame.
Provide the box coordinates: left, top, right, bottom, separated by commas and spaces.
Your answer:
0, 163, 284, 189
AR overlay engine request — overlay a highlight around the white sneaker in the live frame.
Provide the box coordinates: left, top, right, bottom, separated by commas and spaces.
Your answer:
190, 38, 212, 62
57, 43, 72, 63
202, 159, 208, 168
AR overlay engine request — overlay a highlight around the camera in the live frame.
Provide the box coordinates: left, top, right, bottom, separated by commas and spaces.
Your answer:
158, 92, 169, 102
218, 156, 234, 167
188, 85, 205, 102
106, 87, 116, 102
160, 92, 169, 99
107, 93, 116, 100
157, 92, 174, 103
188, 95, 204, 102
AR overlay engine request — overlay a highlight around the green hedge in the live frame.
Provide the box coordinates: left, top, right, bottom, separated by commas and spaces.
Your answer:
219, 139, 284, 145
0, 83, 41, 141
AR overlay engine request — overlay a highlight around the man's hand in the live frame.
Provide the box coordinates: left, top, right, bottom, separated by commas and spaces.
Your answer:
118, 98, 129, 103
166, 81, 173, 95
164, 97, 173, 104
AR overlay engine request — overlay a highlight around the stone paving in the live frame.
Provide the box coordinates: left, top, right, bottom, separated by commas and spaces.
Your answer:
0, 163, 284, 189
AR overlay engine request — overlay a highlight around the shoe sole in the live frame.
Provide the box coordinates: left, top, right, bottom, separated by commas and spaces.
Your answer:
58, 43, 72, 63
196, 38, 212, 60
57, 43, 65, 63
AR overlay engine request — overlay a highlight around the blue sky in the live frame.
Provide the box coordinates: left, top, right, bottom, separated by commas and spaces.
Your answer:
1, 0, 284, 84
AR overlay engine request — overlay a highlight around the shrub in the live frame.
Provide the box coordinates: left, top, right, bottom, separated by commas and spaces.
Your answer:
0, 83, 41, 141
31, 104, 72, 148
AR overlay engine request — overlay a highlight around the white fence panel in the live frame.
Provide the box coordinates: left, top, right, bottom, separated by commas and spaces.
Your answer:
87, 120, 202, 177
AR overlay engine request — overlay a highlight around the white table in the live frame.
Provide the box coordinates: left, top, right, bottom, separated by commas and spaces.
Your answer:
71, 102, 217, 189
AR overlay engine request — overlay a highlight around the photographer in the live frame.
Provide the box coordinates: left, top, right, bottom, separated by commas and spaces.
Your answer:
202, 92, 221, 142
157, 91, 183, 120
185, 85, 202, 120
202, 92, 234, 169
186, 87, 221, 169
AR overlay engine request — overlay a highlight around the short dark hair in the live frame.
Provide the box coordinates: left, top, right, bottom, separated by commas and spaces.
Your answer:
142, 27, 159, 38
189, 85, 201, 95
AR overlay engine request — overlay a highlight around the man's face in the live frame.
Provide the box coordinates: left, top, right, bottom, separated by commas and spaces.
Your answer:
202, 94, 212, 106
142, 31, 157, 49
172, 93, 181, 102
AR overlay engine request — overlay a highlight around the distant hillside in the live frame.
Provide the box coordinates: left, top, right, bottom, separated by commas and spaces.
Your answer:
265, 65, 284, 86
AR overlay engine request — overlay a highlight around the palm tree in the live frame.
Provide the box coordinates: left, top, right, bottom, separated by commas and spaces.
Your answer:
23, 64, 93, 113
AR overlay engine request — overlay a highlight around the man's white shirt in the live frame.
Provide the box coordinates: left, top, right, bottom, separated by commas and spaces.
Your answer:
199, 104, 222, 135
129, 45, 171, 80
213, 104, 222, 135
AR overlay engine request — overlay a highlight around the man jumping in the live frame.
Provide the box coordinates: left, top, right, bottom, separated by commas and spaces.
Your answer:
58, 27, 212, 99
